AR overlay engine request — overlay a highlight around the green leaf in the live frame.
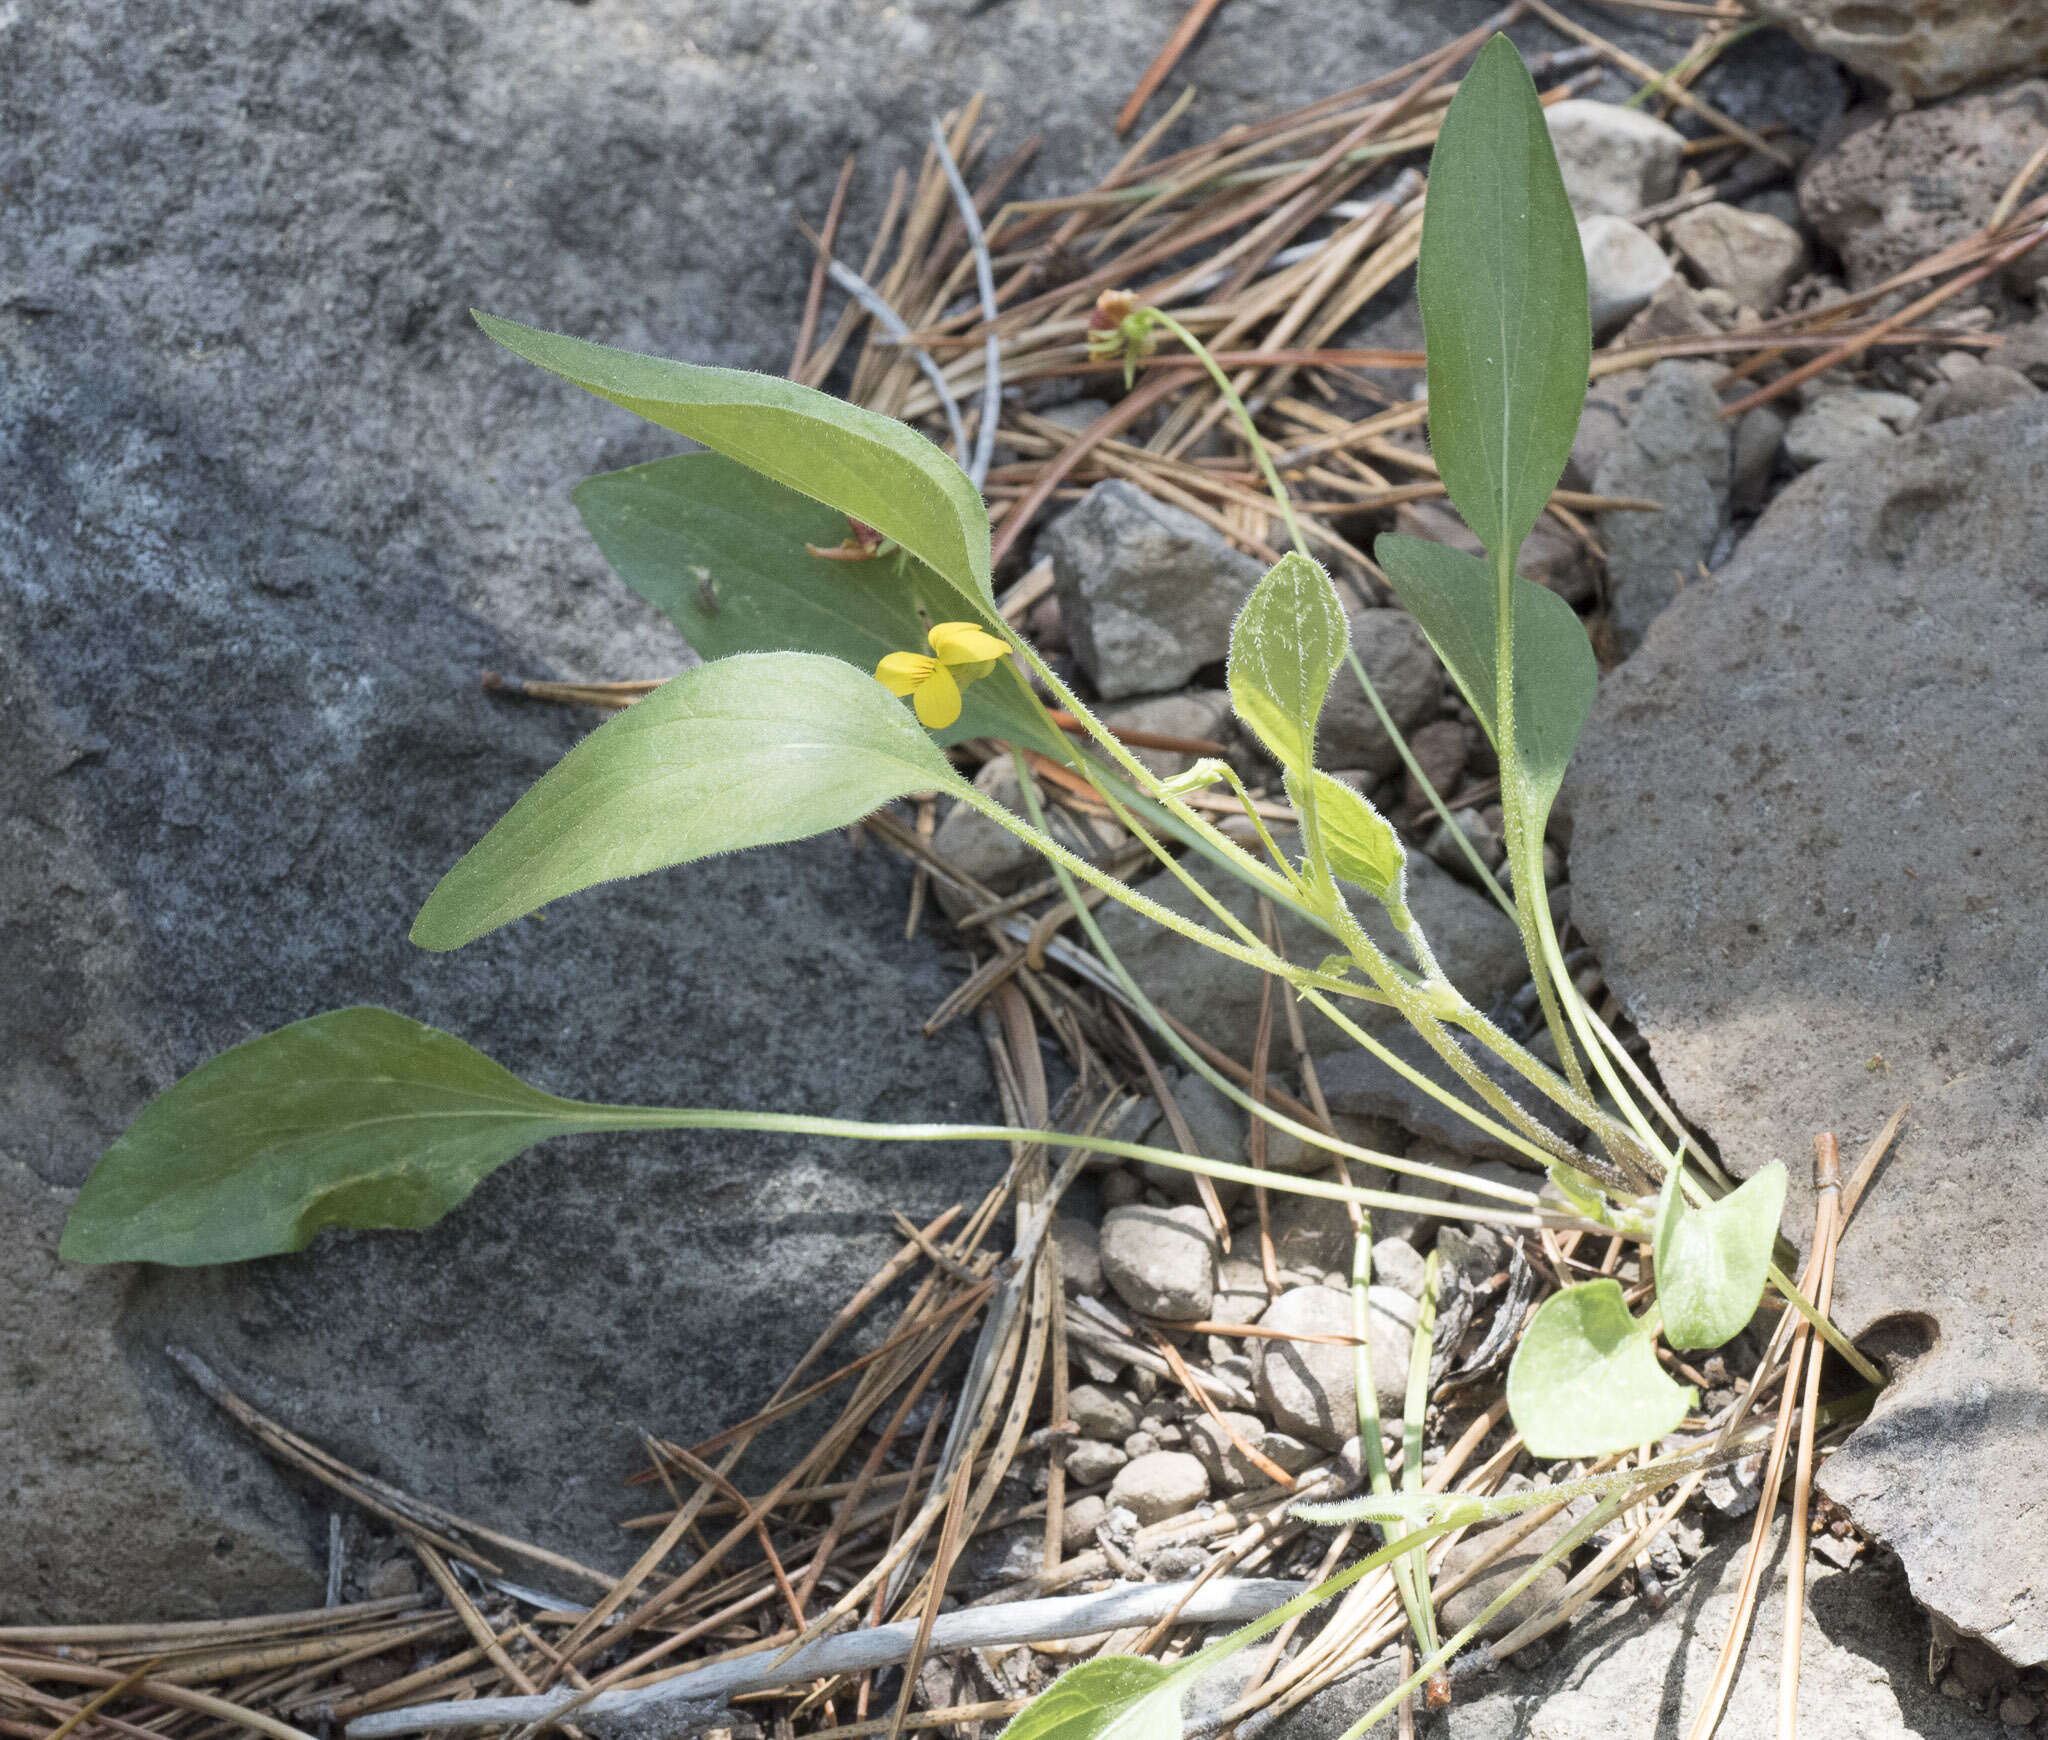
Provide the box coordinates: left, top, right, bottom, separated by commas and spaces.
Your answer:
1307, 770, 1404, 901
1227, 551, 1348, 772
476, 311, 994, 609
1374, 534, 1596, 827
573, 453, 1066, 757
413, 652, 967, 951
1416, 34, 1588, 561
1507, 1279, 1696, 1457
1654, 1163, 1788, 1350
58, 1008, 639, 1266
999, 1656, 1181, 1740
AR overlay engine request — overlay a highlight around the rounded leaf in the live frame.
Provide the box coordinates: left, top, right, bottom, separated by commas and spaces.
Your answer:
1507, 1279, 1695, 1457
1654, 1162, 1789, 1350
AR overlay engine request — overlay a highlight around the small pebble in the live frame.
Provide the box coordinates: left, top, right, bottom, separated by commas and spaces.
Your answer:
1048, 1215, 1103, 1298
1108, 1450, 1212, 1527
1064, 1438, 1129, 1487
1066, 1382, 1140, 1442
1060, 1493, 1108, 1553
1099, 1203, 1220, 1322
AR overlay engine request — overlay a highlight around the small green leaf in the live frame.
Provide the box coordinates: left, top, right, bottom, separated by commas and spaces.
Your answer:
1374, 534, 1597, 827
1654, 1163, 1788, 1350
1507, 1279, 1696, 1457
413, 652, 966, 951
476, 311, 994, 608
1307, 771, 1404, 901
1416, 34, 1589, 561
1000, 1656, 1181, 1740
59, 1008, 634, 1266
1227, 551, 1348, 772
573, 453, 1065, 757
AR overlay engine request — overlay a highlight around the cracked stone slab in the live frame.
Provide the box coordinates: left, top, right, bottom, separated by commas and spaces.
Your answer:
1567, 400, 2048, 1664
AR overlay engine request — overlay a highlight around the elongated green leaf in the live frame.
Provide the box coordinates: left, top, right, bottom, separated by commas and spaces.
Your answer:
59, 1008, 640, 1266
413, 653, 967, 950
476, 311, 994, 608
1417, 35, 1588, 560
1227, 551, 1348, 772
1000, 1657, 1180, 1740
1654, 1163, 1788, 1350
1507, 1279, 1695, 1457
1307, 770, 1404, 901
573, 453, 1065, 758
1374, 534, 1597, 826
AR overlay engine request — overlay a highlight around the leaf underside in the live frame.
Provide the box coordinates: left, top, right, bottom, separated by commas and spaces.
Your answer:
477, 311, 995, 611
1655, 1163, 1789, 1350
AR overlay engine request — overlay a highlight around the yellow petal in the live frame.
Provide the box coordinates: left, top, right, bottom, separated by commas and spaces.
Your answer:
875, 651, 935, 696
928, 622, 1010, 666
949, 658, 999, 685
911, 660, 962, 728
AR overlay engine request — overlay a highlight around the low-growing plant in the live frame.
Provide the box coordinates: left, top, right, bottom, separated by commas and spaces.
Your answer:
59, 35, 1875, 1728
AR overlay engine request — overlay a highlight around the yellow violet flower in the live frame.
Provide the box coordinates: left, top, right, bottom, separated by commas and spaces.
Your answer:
874, 622, 1011, 729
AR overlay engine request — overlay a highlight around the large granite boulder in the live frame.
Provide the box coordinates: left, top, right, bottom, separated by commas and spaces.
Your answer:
1568, 400, 2048, 1664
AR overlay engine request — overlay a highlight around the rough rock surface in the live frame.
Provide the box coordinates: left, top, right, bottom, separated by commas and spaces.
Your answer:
1259, 1529, 1994, 1738
1107, 1450, 1211, 1527
1436, 1507, 1575, 1643
1041, 482, 1264, 699
1568, 399, 2048, 1664
1799, 84, 2048, 291
1758, 0, 2048, 99
1593, 360, 1731, 653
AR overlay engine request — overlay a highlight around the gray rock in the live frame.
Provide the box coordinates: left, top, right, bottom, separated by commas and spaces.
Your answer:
1369, 1237, 1426, 1299
1758, 0, 2048, 99
1137, 1071, 1248, 1207
1094, 849, 1526, 1064
1187, 1411, 1272, 1491
1041, 482, 1264, 700
1315, 1028, 1579, 1165
1544, 101, 1684, 219
1800, 84, 2048, 291
1568, 399, 2048, 1664
1404, 1143, 1541, 1220
1731, 403, 1790, 509
1107, 1449, 1210, 1526
1254, 1111, 1399, 1182
1593, 361, 1731, 652
1566, 368, 1648, 495
1049, 1216, 1104, 1298
1098, 689, 1236, 781
1578, 216, 1675, 338
1314, 610, 1439, 776
1098, 1203, 1219, 1322
932, 755, 1131, 904
1668, 201, 1809, 312
1254, 1284, 1416, 1449
1059, 1493, 1109, 1553
1783, 389, 1919, 469
1424, 805, 1504, 882
1269, 1525, 1991, 1738
1915, 362, 2041, 427
1064, 1438, 1129, 1488
1437, 1506, 1576, 1645
1265, 1193, 1359, 1278
1066, 1383, 1140, 1443
1210, 1256, 1272, 1327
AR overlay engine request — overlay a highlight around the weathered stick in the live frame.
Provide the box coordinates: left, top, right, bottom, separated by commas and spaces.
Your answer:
346, 1578, 1309, 1736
